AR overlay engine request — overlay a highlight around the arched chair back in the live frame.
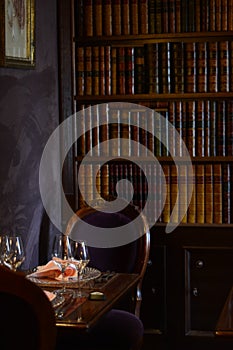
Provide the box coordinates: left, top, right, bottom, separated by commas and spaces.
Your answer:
0, 266, 57, 350
65, 198, 150, 318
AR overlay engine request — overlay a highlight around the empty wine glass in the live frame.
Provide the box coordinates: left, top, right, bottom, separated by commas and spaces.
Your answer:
0, 235, 10, 266
51, 234, 74, 296
7, 235, 25, 272
71, 240, 90, 297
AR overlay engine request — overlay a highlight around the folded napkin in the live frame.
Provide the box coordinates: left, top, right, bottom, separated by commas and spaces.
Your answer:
43, 290, 56, 301
28, 259, 77, 280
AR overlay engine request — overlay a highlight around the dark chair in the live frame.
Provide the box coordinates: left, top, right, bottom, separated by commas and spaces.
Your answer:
60, 197, 150, 350
0, 265, 57, 350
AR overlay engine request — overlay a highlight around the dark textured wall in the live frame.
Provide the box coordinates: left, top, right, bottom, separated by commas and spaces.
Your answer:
0, 0, 60, 269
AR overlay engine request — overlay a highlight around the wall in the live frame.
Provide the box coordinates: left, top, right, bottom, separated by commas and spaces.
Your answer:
0, 0, 59, 269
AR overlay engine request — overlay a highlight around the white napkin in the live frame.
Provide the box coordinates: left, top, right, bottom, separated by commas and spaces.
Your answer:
43, 290, 56, 301
28, 259, 77, 280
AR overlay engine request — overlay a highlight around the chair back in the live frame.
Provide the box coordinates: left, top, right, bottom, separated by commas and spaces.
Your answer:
0, 266, 57, 350
65, 198, 150, 317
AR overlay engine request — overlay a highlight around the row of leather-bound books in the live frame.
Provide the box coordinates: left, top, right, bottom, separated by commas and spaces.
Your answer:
77, 161, 233, 225
75, 0, 233, 36
75, 40, 233, 96
76, 101, 233, 158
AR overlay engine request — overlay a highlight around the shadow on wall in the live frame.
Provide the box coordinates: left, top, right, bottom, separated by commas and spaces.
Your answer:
0, 68, 59, 269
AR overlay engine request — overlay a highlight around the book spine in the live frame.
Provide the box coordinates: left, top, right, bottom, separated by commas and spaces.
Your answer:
117, 47, 126, 94
195, 164, 205, 224
84, 0, 93, 36
130, 0, 139, 34
169, 0, 176, 33
221, 0, 228, 31
76, 104, 86, 156
175, 0, 181, 32
93, 0, 102, 36
222, 163, 231, 223
227, 100, 233, 155
195, 0, 201, 31
130, 110, 140, 157
105, 46, 111, 95
213, 163, 223, 224
99, 103, 109, 156
99, 46, 105, 95
91, 105, 100, 156
76, 47, 85, 96
139, 0, 148, 34
148, 0, 155, 34
112, 0, 121, 35
109, 108, 120, 157
155, 0, 162, 34
162, 0, 169, 33
134, 47, 145, 94
208, 41, 218, 93
171, 42, 184, 93
178, 164, 188, 223
187, 164, 196, 223
196, 100, 205, 157
162, 164, 171, 223
84, 47, 92, 95
103, 0, 112, 35
170, 164, 179, 224
111, 47, 117, 95
228, 0, 233, 30
186, 101, 196, 157
197, 42, 207, 92
204, 164, 214, 224
219, 40, 229, 92
101, 164, 109, 199
184, 42, 196, 93
209, 101, 217, 156
121, 0, 130, 35
216, 101, 226, 156
215, 0, 222, 31
125, 47, 134, 94
204, 100, 211, 157
209, 0, 216, 31
120, 109, 131, 156
92, 46, 100, 95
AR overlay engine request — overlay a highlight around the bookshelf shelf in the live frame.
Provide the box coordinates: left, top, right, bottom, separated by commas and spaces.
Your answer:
76, 31, 233, 46
75, 92, 233, 103
69, 0, 233, 226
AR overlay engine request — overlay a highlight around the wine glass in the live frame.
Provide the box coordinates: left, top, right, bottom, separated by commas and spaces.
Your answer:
0, 235, 10, 266
71, 240, 90, 297
7, 235, 25, 272
51, 234, 74, 296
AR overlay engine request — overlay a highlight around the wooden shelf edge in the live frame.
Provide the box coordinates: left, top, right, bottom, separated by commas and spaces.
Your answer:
75, 31, 233, 46
75, 92, 233, 103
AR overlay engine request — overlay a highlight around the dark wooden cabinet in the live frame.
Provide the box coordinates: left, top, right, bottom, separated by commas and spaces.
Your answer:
139, 225, 233, 349
57, 1, 233, 348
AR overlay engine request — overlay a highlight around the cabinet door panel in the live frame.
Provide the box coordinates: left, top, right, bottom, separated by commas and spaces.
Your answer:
184, 247, 233, 333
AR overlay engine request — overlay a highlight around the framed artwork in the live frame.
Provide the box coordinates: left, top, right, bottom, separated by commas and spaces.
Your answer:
0, 0, 35, 68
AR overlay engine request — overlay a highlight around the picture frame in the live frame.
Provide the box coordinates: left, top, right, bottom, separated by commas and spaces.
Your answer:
0, 0, 35, 68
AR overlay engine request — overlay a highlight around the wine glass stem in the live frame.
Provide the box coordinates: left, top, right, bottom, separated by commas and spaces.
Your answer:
77, 270, 82, 297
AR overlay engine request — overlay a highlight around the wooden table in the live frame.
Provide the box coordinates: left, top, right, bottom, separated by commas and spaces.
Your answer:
215, 286, 233, 337
36, 272, 140, 332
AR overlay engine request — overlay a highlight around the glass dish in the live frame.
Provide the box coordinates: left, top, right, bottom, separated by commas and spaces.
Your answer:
27, 267, 101, 286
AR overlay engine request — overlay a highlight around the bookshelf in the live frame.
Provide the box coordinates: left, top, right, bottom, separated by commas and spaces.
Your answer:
70, 0, 233, 228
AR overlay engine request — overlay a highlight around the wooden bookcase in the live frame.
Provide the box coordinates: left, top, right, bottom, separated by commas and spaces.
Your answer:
58, 1, 233, 349
70, 1, 233, 227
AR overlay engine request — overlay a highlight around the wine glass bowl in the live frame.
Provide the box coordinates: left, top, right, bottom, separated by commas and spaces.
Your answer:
7, 235, 25, 272
70, 240, 90, 297
51, 234, 74, 296
0, 235, 10, 266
